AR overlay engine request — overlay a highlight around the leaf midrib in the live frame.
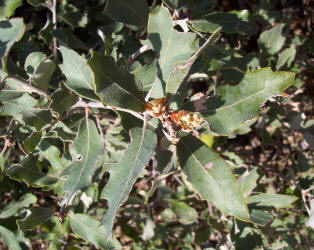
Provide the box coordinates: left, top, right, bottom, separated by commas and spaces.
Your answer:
204, 79, 267, 113
114, 129, 147, 212
95, 68, 143, 105
69, 214, 106, 241
180, 140, 242, 212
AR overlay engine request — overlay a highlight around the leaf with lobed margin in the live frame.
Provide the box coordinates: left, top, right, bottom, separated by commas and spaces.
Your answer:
247, 194, 298, 209
69, 213, 121, 249
166, 27, 221, 102
59, 46, 100, 101
87, 52, 145, 112
201, 68, 295, 135
61, 118, 104, 206
142, 6, 198, 99
100, 127, 157, 239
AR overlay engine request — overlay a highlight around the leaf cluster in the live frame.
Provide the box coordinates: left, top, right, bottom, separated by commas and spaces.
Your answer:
0, 0, 313, 249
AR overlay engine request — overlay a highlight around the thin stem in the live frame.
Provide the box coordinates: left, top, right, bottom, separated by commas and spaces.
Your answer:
71, 100, 145, 121
129, 45, 150, 63
51, 0, 57, 58
95, 115, 105, 143
1, 75, 48, 98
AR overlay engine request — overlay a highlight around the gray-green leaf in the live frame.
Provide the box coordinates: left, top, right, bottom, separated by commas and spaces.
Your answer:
61, 119, 104, 205
101, 127, 157, 239
201, 68, 295, 135
69, 213, 121, 249
0, 193, 37, 219
17, 207, 54, 231
276, 46, 296, 70
143, 6, 197, 99
24, 51, 56, 89
7, 155, 62, 187
258, 24, 286, 55
0, 0, 23, 21
247, 194, 298, 209
59, 46, 100, 101
177, 135, 249, 221
0, 18, 25, 59
0, 225, 22, 250
87, 52, 145, 112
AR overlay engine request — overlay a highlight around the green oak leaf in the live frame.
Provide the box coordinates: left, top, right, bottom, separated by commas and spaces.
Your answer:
21, 109, 52, 131
0, 225, 22, 250
49, 83, 78, 115
59, 46, 100, 101
69, 213, 121, 249
249, 209, 273, 226
142, 5, 198, 98
247, 194, 298, 209
258, 24, 286, 55
0, 0, 23, 21
276, 46, 296, 70
238, 168, 259, 198
0, 193, 37, 219
104, 0, 149, 27
170, 200, 198, 225
26, 0, 44, 7
61, 118, 104, 206
132, 59, 158, 95
24, 51, 56, 90
177, 135, 249, 221
166, 27, 221, 102
0, 18, 25, 71
201, 68, 295, 135
189, 10, 256, 34
22, 131, 42, 153
17, 207, 54, 231
7, 155, 63, 187
100, 127, 157, 239
87, 52, 145, 112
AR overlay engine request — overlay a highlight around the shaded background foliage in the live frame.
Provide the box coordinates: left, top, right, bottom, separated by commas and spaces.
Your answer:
0, 0, 313, 249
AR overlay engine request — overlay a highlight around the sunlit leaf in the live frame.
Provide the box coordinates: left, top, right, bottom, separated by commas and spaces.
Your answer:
201, 68, 295, 135
87, 52, 145, 112
166, 27, 221, 102
69, 213, 121, 249
101, 127, 157, 238
59, 46, 99, 101
0, 193, 37, 219
276, 46, 296, 70
258, 24, 286, 55
0, 0, 22, 21
177, 135, 249, 221
61, 118, 104, 205
238, 168, 259, 198
143, 6, 197, 98
247, 194, 298, 209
